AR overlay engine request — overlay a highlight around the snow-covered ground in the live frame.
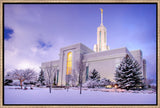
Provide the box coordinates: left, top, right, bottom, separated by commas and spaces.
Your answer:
4, 86, 156, 104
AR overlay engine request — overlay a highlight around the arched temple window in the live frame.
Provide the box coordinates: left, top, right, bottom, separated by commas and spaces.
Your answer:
66, 52, 72, 75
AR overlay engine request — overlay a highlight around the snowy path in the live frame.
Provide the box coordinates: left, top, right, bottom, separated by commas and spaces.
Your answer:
4, 86, 156, 104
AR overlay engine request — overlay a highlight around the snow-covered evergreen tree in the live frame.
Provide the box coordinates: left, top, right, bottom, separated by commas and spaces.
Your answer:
38, 69, 45, 86
83, 69, 101, 88
115, 55, 144, 90
89, 69, 100, 81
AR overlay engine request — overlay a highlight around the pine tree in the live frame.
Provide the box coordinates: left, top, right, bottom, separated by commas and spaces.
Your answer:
89, 69, 100, 81
38, 69, 45, 86
115, 55, 143, 90
84, 69, 101, 88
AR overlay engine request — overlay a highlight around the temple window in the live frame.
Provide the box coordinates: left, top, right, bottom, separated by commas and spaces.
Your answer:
66, 52, 72, 75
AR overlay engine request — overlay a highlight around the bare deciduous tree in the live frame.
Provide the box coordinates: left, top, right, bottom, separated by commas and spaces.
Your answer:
24, 69, 37, 81
70, 69, 78, 87
44, 64, 57, 93
76, 54, 86, 94
10, 69, 37, 89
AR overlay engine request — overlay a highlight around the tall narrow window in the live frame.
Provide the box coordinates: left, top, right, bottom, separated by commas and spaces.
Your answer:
66, 52, 72, 75
99, 31, 101, 51
57, 70, 59, 84
104, 32, 106, 43
86, 66, 89, 81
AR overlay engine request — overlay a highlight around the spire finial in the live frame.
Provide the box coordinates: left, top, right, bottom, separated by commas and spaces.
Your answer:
100, 8, 103, 25
100, 8, 103, 14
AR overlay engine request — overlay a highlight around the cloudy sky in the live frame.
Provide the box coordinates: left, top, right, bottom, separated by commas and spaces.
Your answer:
4, 4, 156, 82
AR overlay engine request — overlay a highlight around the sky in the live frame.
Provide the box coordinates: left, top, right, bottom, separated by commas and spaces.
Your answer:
4, 4, 157, 82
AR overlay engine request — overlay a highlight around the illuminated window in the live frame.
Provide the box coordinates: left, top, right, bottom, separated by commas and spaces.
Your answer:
66, 52, 72, 75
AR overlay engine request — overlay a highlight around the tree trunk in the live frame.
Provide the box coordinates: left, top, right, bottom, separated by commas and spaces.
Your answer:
20, 80, 23, 89
79, 74, 82, 94
41, 81, 42, 86
67, 87, 69, 92
49, 83, 52, 93
80, 83, 82, 94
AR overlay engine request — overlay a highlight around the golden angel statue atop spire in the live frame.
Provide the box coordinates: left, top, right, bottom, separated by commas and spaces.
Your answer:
100, 8, 103, 14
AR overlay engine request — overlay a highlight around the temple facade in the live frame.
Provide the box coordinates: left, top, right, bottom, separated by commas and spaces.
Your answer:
41, 9, 146, 86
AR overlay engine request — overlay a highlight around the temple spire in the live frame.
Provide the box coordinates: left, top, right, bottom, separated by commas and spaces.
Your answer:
94, 8, 110, 52
100, 8, 103, 25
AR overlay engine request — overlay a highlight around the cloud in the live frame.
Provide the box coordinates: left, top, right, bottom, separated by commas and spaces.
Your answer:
37, 40, 52, 50
4, 4, 70, 73
4, 27, 14, 40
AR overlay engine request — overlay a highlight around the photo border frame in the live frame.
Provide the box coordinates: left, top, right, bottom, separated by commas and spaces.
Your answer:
0, 0, 159, 108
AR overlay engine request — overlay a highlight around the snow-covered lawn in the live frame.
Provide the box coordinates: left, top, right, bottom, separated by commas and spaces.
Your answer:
4, 86, 156, 104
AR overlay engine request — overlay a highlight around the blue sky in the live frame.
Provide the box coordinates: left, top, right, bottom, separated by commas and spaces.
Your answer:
4, 4, 156, 82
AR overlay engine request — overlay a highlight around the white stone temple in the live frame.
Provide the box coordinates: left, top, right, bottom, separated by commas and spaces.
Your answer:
41, 9, 146, 86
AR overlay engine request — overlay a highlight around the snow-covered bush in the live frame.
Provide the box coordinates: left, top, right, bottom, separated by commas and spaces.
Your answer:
83, 78, 113, 88
11, 80, 20, 86
83, 79, 100, 88
4, 79, 13, 86
99, 78, 112, 87
151, 85, 156, 91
